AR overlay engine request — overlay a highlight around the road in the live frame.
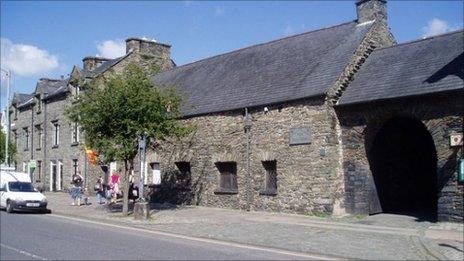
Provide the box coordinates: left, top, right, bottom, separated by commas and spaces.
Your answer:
0, 211, 326, 260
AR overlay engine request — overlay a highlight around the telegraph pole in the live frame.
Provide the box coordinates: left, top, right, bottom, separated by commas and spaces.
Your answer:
1, 68, 11, 166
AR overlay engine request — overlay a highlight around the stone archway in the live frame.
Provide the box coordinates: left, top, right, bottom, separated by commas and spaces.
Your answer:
367, 116, 438, 220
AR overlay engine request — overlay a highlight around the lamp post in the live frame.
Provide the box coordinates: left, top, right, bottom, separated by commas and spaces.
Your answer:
1, 68, 11, 166
138, 132, 147, 201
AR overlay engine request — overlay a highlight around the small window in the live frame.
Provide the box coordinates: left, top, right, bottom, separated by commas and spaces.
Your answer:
72, 159, 79, 176
52, 121, 60, 147
71, 122, 79, 144
14, 106, 18, 120
35, 125, 43, 149
214, 161, 238, 194
36, 160, 42, 182
260, 160, 277, 196
23, 127, 29, 151
175, 161, 191, 188
12, 130, 17, 149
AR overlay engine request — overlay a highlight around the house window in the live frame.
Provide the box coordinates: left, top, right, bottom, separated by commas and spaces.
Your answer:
14, 106, 18, 120
214, 161, 238, 194
35, 125, 43, 149
12, 130, 17, 149
23, 127, 29, 151
175, 161, 191, 188
72, 159, 78, 176
150, 162, 161, 185
260, 160, 277, 195
52, 121, 60, 147
75, 86, 80, 97
22, 162, 27, 172
36, 160, 42, 182
71, 122, 79, 144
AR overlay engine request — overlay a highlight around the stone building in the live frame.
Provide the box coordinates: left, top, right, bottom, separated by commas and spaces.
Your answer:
9, 0, 463, 222
9, 37, 173, 192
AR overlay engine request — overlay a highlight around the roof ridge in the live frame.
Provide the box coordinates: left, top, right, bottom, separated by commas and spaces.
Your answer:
166, 20, 357, 71
375, 29, 464, 51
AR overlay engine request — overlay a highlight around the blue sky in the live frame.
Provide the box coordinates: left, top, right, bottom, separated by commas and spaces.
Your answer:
1, 0, 463, 110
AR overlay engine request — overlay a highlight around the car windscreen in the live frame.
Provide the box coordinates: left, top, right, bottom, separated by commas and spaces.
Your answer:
8, 182, 36, 192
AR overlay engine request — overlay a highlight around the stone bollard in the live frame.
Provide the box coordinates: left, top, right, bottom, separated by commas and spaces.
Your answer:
134, 202, 150, 220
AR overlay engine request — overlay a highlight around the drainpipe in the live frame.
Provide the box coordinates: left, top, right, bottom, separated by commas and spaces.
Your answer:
244, 108, 252, 211
43, 99, 48, 190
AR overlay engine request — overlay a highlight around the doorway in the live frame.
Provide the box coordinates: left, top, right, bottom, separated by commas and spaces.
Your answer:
368, 116, 437, 220
50, 161, 57, 192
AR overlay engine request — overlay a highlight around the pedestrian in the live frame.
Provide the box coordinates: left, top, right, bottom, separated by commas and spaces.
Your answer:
71, 171, 84, 206
94, 177, 105, 204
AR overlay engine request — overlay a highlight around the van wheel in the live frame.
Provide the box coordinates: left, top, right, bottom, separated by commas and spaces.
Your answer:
6, 201, 14, 213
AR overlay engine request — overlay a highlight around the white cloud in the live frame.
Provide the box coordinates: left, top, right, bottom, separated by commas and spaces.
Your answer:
0, 38, 59, 77
421, 18, 460, 38
96, 39, 126, 59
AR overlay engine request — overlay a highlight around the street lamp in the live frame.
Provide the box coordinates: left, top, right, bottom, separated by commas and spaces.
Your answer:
138, 132, 147, 201
1, 68, 11, 166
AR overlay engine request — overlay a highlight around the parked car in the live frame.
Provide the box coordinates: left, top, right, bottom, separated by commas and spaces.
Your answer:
0, 168, 48, 213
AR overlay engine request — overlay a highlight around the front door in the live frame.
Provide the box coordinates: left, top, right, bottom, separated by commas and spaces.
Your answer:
50, 161, 57, 191
58, 160, 63, 191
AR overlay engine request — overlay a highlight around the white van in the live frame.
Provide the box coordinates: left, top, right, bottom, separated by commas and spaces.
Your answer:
0, 168, 48, 213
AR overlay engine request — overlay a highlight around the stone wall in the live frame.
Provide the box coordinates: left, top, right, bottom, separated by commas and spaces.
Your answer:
10, 104, 34, 171
154, 97, 343, 215
336, 92, 464, 222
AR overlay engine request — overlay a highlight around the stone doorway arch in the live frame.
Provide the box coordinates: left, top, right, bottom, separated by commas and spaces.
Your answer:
367, 116, 438, 220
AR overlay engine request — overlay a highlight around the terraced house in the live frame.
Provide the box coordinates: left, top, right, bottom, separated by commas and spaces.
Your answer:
9, 0, 463, 222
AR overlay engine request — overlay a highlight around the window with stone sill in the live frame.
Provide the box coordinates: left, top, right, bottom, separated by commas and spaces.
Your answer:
12, 130, 17, 149
175, 161, 191, 189
36, 160, 42, 182
23, 127, 29, 151
71, 122, 79, 145
35, 124, 43, 150
72, 159, 78, 176
260, 160, 277, 196
214, 161, 238, 194
52, 120, 60, 147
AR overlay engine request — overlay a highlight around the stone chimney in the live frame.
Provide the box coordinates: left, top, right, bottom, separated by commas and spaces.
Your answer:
125, 37, 173, 71
356, 0, 387, 25
82, 56, 112, 71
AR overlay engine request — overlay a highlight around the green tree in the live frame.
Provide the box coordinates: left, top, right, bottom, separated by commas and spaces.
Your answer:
0, 130, 16, 165
66, 64, 191, 215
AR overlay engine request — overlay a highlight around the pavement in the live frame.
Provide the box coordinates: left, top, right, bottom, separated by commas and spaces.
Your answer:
43, 192, 463, 260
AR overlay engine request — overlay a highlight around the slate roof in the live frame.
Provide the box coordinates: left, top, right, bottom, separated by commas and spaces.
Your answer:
43, 78, 70, 100
338, 30, 464, 105
14, 93, 34, 108
152, 21, 374, 116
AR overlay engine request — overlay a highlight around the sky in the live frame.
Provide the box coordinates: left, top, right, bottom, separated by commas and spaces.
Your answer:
1, 0, 463, 111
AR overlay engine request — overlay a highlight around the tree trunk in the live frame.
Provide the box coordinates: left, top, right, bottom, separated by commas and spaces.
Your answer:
122, 160, 130, 216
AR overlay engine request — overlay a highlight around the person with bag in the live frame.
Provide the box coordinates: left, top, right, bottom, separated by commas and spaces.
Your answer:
71, 172, 84, 206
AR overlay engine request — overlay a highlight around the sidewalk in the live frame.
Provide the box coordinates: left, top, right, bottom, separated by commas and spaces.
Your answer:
45, 192, 463, 260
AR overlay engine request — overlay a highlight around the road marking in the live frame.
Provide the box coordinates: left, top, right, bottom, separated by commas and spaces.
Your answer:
49, 214, 341, 260
0, 243, 48, 260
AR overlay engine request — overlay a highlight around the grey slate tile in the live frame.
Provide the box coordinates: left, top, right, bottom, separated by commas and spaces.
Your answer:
338, 30, 464, 106
152, 21, 374, 116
